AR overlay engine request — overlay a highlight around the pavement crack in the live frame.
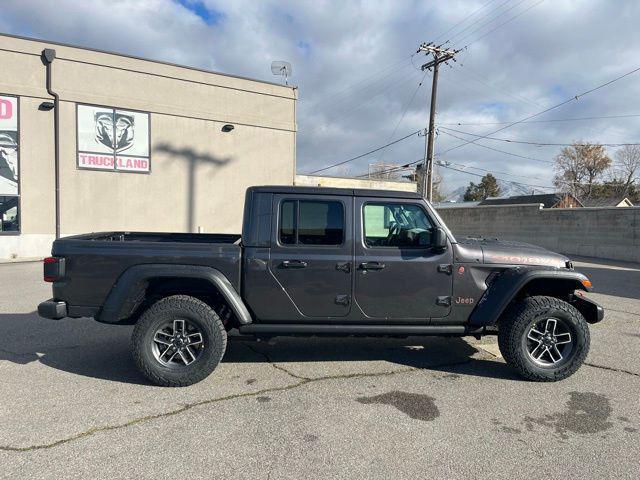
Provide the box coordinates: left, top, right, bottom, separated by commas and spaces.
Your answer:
1, 324, 485, 455
244, 343, 311, 381
0, 359, 440, 453
585, 362, 640, 378
271, 363, 311, 380
0, 380, 308, 453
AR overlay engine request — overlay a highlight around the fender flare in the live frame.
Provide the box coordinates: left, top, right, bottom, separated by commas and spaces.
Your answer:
469, 267, 590, 326
97, 264, 252, 325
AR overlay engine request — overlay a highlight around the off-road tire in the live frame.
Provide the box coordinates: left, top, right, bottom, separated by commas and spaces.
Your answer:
132, 295, 227, 387
498, 295, 590, 382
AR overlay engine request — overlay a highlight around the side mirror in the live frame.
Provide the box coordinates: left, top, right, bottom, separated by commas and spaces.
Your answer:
432, 227, 447, 250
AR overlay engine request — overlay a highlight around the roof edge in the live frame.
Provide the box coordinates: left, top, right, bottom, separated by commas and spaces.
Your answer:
0, 31, 296, 92
249, 185, 423, 198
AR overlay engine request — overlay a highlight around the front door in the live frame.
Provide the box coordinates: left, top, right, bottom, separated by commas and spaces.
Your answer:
353, 198, 453, 320
268, 194, 353, 318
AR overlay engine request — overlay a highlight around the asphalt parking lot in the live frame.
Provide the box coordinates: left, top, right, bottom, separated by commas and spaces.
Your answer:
1, 257, 638, 479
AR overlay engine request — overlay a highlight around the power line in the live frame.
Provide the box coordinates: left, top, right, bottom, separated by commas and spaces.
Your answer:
307, 129, 422, 175
440, 125, 640, 147
438, 113, 640, 126
438, 129, 554, 164
433, 0, 500, 42
438, 163, 554, 190
311, 61, 416, 115
456, 62, 542, 108
305, 56, 413, 107
356, 157, 424, 178
439, 161, 585, 189
445, 0, 512, 44
347, 48, 640, 179
440, 163, 554, 190
460, 0, 546, 48
321, 67, 423, 122
437, 63, 640, 156
378, 70, 430, 164
357, 158, 555, 191
310, 71, 430, 175
451, 0, 530, 46
438, 160, 550, 182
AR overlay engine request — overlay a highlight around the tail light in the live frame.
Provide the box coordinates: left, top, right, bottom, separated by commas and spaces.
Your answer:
43, 256, 65, 282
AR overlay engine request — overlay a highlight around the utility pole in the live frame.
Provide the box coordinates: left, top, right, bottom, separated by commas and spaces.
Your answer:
417, 42, 458, 201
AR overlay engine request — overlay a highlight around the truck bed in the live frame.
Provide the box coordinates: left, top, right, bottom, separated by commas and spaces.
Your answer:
51, 231, 243, 312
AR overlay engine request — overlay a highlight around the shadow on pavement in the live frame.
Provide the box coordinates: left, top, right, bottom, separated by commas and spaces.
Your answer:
0, 311, 518, 384
224, 336, 520, 381
0, 311, 149, 385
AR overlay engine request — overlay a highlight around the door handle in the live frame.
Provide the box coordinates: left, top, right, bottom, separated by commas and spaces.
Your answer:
281, 260, 308, 269
359, 261, 386, 271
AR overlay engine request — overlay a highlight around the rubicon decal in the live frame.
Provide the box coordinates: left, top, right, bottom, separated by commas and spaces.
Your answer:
489, 254, 564, 267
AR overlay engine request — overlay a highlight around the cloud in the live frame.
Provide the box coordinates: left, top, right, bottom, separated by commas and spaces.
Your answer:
2, 0, 640, 194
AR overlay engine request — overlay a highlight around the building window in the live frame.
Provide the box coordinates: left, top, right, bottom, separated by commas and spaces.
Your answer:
363, 202, 433, 248
0, 196, 19, 232
0, 94, 19, 233
77, 104, 150, 173
279, 200, 344, 246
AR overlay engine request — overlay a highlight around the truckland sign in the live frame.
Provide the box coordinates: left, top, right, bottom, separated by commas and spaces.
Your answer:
77, 104, 150, 173
0, 95, 19, 195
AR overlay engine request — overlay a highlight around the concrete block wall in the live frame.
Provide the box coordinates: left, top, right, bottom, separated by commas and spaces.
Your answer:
436, 204, 640, 263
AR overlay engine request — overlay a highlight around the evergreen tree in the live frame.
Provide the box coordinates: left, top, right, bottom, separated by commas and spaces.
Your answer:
463, 173, 501, 201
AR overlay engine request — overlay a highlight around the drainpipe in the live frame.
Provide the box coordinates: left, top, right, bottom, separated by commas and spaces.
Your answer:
41, 48, 60, 239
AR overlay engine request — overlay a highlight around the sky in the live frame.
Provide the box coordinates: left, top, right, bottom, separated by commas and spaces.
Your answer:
2, 0, 640, 196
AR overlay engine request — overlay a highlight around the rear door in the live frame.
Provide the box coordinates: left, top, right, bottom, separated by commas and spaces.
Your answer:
353, 197, 453, 320
268, 194, 353, 318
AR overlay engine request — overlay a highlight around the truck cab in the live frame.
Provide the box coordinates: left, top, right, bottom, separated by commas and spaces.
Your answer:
241, 186, 453, 324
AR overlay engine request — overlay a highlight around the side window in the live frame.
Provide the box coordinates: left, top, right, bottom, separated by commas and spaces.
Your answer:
278, 200, 344, 246
363, 203, 434, 248
279, 200, 296, 244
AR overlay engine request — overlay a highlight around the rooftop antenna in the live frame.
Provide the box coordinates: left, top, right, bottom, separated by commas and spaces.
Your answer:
271, 60, 292, 85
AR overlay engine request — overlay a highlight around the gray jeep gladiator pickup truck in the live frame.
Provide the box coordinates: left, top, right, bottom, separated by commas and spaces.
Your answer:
38, 186, 604, 386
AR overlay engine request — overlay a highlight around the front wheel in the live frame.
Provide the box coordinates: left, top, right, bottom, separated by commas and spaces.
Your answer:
132, 295, 227, 387
498, 295, 590, 381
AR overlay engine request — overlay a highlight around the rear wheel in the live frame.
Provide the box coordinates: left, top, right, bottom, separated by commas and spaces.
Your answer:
132, 295, 227, 387
498, 295, 589, 381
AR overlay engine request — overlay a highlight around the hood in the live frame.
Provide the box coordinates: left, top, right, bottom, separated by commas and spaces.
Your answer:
459, 237, 570, 269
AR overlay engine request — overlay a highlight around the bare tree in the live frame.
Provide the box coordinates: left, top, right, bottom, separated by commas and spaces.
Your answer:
367, 163, 402, 180
613, 145, 640, 195
554, 142, 611, 199
432, 172, 445, 202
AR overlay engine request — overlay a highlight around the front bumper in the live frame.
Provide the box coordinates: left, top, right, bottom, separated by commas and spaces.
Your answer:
38, 299, 67, 320
572, 292, 604, 324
